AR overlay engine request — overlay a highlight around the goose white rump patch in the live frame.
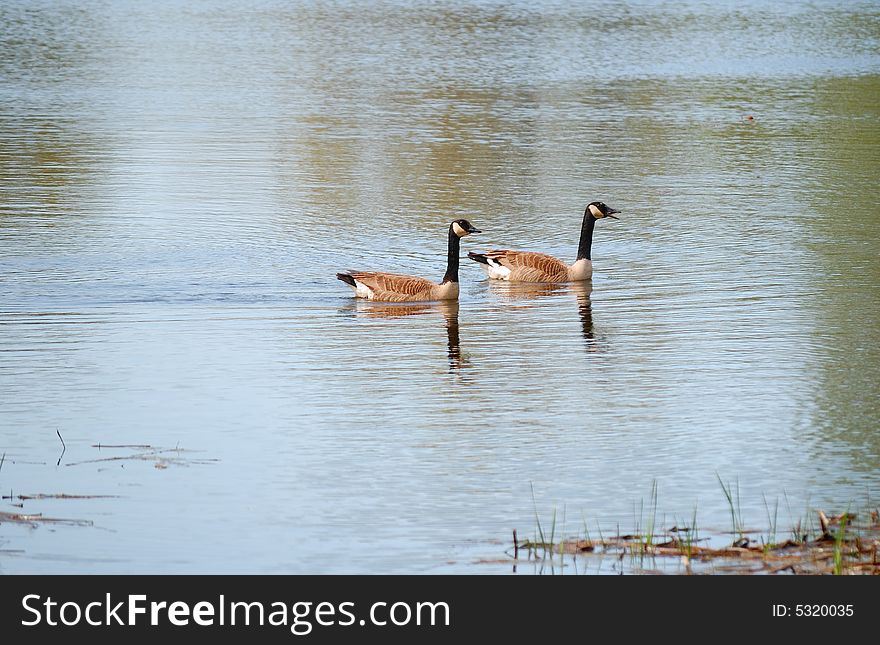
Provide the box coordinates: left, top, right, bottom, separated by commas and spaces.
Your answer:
352, 280, 375, 299
484, 259, 511, 280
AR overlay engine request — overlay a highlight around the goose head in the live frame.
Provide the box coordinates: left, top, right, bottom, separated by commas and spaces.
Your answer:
451, 219, 482, 237
586, 202, 620, 220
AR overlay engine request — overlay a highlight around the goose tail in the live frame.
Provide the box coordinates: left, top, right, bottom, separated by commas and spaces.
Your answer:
336, 272, 357, 287
467, 252, 490, 265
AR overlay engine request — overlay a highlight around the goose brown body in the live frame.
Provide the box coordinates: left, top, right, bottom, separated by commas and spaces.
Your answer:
339, 271, 459, 302
470, 250, 578, 283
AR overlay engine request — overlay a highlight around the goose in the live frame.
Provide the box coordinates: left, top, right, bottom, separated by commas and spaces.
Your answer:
336, 219, 481, 302
468, 201, 619, 282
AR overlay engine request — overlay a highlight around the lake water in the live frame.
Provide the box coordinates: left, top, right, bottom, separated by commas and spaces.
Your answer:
1, 0, 878, 573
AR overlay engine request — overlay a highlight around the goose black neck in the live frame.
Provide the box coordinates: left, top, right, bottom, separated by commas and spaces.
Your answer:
442, 225, 460, 284
576, 208, 597, 261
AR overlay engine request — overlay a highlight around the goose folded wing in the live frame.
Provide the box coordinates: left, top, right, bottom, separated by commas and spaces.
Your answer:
484, 250, 569, 282
348, 271, 436, 297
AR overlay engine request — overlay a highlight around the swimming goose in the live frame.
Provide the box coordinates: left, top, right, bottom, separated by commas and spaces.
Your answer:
336, 219, 481, 302
468, 201, 619, 282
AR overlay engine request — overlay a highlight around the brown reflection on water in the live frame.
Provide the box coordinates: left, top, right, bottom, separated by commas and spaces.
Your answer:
0, 3, 109, 226
799, 75, 880, 471
354, 300, 468, 373
487, 280, 602, 353
0, 119, 106, 224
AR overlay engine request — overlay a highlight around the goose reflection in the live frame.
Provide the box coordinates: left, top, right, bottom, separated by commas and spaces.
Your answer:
572, 282, 600, 352
353, 300, 468, 371
487, 280, 601, 352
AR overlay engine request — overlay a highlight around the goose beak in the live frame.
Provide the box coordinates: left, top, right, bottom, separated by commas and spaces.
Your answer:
468, 226, 482, 234
605, 208, 620, 220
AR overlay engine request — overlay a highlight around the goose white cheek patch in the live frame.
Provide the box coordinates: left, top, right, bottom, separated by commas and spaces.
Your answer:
452, 222, 468, 236
588, 204, 603, 218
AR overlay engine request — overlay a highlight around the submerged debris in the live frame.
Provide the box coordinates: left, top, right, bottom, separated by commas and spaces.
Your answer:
65, 445, 218, 468
512, 510, 880, 575
0, 511, 93, 528
0, 442, 219, 539
2, 493, 118, 501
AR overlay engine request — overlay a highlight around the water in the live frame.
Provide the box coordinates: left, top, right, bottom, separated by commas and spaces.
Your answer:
1, 0, 878, 573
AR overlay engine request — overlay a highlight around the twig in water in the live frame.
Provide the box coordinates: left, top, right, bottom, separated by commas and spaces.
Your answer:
92, 444, 153, 450
0, 452, 5, 473
818, 510, 831, 539
56, 429, 67, 466
513, 529, 519, 560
